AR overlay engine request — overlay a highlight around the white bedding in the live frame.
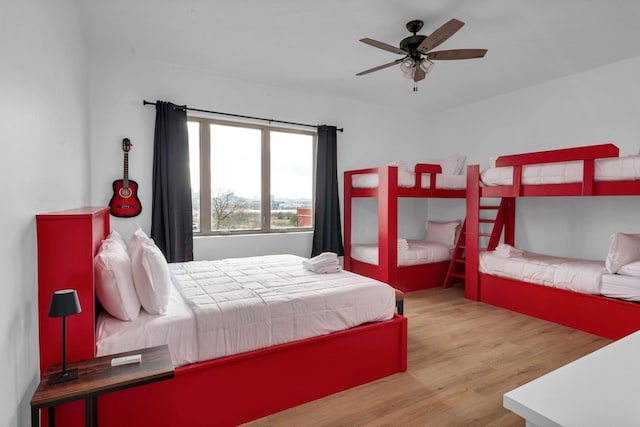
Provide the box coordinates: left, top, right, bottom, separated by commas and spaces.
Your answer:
97, 281, 198, 367
97, 254, 395, 367
351, 240, 452, 266
479, 247, 606, 294
601, 274, 640, 302
352, 173, 466, 190
481, 155, 640, 186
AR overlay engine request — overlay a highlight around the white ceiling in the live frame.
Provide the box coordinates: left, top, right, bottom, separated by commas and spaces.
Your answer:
77, 0, 640, 113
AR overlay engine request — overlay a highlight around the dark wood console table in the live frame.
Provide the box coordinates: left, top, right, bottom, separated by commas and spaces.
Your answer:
31, 345, 174, 427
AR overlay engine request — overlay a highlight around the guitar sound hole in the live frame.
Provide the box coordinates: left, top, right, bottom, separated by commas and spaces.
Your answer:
119, 188, 132, 198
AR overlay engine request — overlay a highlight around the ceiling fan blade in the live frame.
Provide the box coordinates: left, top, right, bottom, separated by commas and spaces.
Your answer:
359, 38, 406, 55
413, 65, 426, 82
356, 59, 403, 76
427, 49, 487, 60
417, 18, 465, 53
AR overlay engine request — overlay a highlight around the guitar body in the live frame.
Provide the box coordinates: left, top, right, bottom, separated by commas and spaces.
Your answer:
109, 138, 142, 217
109, 179, 142, 217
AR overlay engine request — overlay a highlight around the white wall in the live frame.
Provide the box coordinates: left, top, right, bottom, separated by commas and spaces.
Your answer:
424, 56, 640, 259
0, 1, 89, 425
87, 53, 435, 256
88, 51, 640, 261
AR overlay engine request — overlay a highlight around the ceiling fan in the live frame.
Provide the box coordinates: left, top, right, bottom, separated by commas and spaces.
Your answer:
356, 19, 487, 91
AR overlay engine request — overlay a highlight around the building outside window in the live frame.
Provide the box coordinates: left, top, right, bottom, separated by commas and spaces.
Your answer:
188, 118, 315, 235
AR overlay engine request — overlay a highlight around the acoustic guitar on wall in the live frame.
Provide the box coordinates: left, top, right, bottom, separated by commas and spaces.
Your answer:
109, 138, 142, 218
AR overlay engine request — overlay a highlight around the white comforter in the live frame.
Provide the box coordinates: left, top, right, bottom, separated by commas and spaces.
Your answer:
479, 246, 606, 294
481, 155, 640, 186
169, 255, 395, 362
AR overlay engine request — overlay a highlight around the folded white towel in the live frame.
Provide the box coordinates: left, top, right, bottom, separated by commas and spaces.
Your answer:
303, 258, 337, 269
303, 252, 340, 273
397, 238, 409, 251
310, 252, 338, 262
494, 243, 523, 258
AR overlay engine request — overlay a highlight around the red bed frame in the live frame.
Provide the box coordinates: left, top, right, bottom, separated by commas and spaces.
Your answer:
36, 207, 407, 427
465, 143, 640, 340
344, 164, 465, 292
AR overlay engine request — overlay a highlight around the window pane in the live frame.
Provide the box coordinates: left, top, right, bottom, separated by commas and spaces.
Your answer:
188, 121, 200, 232
270, 131, 313, 229
210, 124, 262, 231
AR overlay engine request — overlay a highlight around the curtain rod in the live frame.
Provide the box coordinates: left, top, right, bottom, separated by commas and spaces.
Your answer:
143, 100, 343, 132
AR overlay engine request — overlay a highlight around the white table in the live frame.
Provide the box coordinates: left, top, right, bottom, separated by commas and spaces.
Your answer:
503, 330, 640, 427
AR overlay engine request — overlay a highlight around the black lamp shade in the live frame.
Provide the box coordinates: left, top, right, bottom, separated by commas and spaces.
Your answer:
48, 289, 82, 318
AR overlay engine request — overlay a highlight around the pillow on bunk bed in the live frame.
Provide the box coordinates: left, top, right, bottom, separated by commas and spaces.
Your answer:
430, 155, 466, 175
618, 261, 640, 277
605, 232, 640, 273
95, 240, 141, 321
130, 239, 171, 315
425, 220, 461, 247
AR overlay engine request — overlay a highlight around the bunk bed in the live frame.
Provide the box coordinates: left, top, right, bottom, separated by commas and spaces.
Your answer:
465, 143, 640, 339
36, 207, 407, 427
344, 161, 466, 292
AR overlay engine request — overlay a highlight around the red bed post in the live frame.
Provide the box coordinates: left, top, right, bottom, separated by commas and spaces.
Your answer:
465, 165, 480, 301
378, 166, 398, 285
344, 170, 353, 271
503, 197, 516, 246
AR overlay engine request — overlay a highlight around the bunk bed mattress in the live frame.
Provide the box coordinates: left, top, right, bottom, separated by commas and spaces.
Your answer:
479, 249, 606, 294
97, 254, 395, 366
351, 240, 452, 266
351, 173, 466, 189
600, 274, 640, 302
480, 155, 640, 186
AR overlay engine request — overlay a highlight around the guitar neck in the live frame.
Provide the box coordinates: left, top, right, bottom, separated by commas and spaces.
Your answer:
123, 152, 129, 188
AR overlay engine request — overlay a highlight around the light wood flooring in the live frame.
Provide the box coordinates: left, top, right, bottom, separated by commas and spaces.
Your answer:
243, 285, 610, 427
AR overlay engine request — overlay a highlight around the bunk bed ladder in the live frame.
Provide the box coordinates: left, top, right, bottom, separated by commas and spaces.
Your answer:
443, 219, 467, 288
449, 200, 510, 291
482, 198, 513, 251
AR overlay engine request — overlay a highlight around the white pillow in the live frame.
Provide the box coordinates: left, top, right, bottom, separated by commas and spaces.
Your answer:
605, 233, 640, 273
431, 155, 466, 175
128, 225, 151, 258
618, 261, 640, 277
425, 220, 461, 247
95, 240, 140, 321
131, 239, 171, 315
105, 230, 129, 255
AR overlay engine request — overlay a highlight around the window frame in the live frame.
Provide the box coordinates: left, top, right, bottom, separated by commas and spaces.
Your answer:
188, 116, 317, 236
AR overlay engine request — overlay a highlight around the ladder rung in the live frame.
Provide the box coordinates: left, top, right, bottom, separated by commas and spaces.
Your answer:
479, 219, 496, 223
449, 273, 465, 279
480, 205, 500, 210
479, 233, 492, 237
453, 259, 465, 264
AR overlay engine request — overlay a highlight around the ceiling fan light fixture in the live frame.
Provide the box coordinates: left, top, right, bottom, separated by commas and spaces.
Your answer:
400, 58, 414, 74
420, 59, 435, 74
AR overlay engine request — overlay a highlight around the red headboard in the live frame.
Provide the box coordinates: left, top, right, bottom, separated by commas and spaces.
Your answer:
36, 207, 110, 376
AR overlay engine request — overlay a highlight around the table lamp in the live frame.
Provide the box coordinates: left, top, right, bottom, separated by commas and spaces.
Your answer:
47, 289, 82, 384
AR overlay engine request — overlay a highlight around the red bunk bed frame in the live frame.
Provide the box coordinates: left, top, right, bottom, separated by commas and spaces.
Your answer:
36, 207, 407, 427
465, 143, 640, 340
344, 164, 465, 292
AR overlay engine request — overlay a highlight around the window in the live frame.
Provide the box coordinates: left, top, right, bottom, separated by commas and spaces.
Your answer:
188, 117, 316, 235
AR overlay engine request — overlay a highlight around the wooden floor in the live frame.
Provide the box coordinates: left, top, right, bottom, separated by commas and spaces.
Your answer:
243, 286, 610, 426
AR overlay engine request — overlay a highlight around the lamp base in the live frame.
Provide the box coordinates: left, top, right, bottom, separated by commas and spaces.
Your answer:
48, 368, 79, 385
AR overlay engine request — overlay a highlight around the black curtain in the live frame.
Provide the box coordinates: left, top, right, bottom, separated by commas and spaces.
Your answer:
311, 125, 344, 257
150, 101, 193, 262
